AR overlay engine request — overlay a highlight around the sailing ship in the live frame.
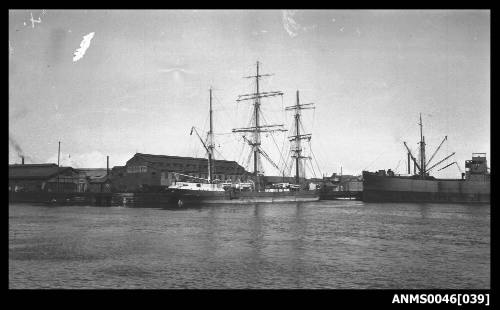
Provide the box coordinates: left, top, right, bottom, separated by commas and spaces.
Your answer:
362, 114, 490, 203
165, 62, 319, 206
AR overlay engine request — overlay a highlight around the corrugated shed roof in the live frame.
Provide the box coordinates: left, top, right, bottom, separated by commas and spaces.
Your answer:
130, 153, 245, 169
77, 168, 108, 179
9, 164, 75, 179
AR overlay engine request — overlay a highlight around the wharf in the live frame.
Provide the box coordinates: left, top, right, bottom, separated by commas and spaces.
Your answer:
319, 191, 362, 200
10, 190, 362, 207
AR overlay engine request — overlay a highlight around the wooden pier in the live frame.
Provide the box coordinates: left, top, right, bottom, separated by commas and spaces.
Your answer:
319, 191, 362, 200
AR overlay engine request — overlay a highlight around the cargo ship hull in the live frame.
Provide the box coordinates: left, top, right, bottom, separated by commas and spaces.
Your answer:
362, 171, 489, 203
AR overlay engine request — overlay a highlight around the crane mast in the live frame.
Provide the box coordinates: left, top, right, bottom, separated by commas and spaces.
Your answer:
419, 113, 426, 179
402, 114, 455, 178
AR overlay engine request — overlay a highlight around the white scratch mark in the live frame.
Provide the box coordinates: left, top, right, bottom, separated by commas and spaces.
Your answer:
30, 12, 42, 28
282, 10, 300, 37
23, 22, 26, 26
261, 30, 268, 33
73, 32, 95, 62
158, 67, 195, 75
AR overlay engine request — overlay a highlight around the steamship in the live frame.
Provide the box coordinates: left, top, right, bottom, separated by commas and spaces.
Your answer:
362, 114, 490, 203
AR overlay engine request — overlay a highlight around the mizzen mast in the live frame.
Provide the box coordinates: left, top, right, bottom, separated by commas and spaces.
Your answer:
285, 90, 315, 184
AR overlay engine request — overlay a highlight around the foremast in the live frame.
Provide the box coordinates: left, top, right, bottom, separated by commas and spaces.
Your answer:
285, 90, 315, 185
232, 61, 286, 191
190, 87, 216, 184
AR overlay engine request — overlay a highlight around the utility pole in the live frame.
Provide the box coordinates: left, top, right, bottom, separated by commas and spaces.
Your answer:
57, 141, 61, 193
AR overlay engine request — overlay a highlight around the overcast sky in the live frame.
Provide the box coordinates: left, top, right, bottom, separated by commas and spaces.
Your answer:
9, 10, 489, 178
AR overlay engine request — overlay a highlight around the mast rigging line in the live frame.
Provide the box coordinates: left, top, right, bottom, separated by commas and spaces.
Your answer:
308, 157, 317, 178
259, 110, 289, 168
309, 141, 323, 177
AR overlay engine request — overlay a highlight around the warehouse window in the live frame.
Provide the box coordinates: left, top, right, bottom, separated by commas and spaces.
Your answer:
127, 166, 148, 173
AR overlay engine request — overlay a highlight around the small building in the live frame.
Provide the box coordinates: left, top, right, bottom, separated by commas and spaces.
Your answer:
110, 153, 249, 192
9, 164, 82, 192
338, 174, 363, 192
88, 175, 112, 193
77, 168, 110, 193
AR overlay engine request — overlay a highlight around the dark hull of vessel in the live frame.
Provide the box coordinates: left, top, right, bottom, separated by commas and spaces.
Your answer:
362, 171, 490, 203
165, 188, 319, 207
9, 190, 320, 207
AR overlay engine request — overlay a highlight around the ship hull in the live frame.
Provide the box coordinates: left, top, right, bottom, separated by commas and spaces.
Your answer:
9, 190, 320, 207
165, 189, 319, 207
362, 171, 490, 203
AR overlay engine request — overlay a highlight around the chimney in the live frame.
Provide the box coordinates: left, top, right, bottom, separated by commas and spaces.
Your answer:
106, 156, 109, 175
21, 156, 24, 165
407, 152, 411, 174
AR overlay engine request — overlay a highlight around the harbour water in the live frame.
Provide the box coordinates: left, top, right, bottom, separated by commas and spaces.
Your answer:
9, 201, 490, 289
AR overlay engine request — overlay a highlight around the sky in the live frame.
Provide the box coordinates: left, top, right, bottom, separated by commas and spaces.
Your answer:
9, 10, 490, 178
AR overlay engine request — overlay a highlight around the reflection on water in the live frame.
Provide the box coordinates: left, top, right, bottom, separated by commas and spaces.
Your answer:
9, 201, 490, 289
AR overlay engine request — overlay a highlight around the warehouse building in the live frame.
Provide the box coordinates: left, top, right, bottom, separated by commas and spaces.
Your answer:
110, 153, 250, 192
9, 164, 82, 192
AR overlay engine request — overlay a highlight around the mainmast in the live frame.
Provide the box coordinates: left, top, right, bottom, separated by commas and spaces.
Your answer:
285, 90, 315, 184
233, 61, 285, 191
208, 87, 214, 183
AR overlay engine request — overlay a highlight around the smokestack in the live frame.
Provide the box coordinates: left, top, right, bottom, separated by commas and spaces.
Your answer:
407, 152, 411, 174
107, 156, 109, 175
21, 156, 24, 165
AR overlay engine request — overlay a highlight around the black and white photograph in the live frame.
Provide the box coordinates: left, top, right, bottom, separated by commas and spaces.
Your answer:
9, 10, 490, 292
